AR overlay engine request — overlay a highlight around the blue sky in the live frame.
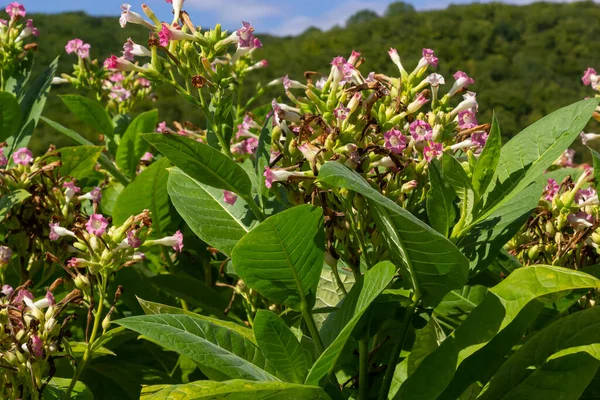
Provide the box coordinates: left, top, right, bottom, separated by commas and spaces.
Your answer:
16, 0, 556, 35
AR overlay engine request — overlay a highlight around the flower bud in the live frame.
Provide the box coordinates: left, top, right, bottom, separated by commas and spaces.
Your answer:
0, 245, 11, 267
528, 245, 540, 261
102, 314, 111, 331
401, 180, 418, 193
545, 220, 555, 237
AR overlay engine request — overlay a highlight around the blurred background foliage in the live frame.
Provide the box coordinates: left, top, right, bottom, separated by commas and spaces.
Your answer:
28, 1, 600, 158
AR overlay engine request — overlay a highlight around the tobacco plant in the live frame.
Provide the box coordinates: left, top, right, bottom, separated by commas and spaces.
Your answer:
2, 0, 600, 399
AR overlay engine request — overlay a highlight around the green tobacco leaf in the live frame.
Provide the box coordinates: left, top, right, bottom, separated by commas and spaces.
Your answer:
140, 380, 330, 399
231, 205, 325, 311
397, 265, 600, 400
6, 57, 58, 156
115, 314, 277, 381
0, 189, 31, 223
0, 91, 22, 142
317, 162, 468, 307
57, 145, 103, 181
43, 377, 93, 400
116, 110, 158, 179
407, 317, 446, 375
426, 158, 456, 237
113, 158, 175, 236
457, 167, 578, 273
41, 116, 129, 185
4, 54, 33, 99
591, 147, 600, 190
481, 98, 598, 213
168, 167, 252, 257
480, 306, 600, 400
433, 284, 488, 332
143, 133, 252, 198
471, 113, 501, 200
305, 261, 396, 386
137, 297, 256, 344
314, 266, 355, 329
60, 94, 114, 138
69, 341, 116, 357
441, 153, 475, 229
254, 310, 311, 383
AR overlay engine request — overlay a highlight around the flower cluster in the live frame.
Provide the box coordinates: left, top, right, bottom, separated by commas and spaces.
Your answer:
0, 281, 81, 399
582, 67, 600, 123
0, 2, 39, 88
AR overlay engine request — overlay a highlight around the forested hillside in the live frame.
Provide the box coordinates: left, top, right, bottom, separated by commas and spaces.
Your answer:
29, 1, 600, 154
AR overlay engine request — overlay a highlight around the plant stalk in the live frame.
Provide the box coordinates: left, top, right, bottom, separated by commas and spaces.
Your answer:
301, 303, 325, 355
359, 338, 370, 400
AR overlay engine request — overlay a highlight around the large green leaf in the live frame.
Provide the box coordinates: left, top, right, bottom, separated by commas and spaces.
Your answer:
591, 147, 600, 190
480, 306, 600, 400
137, 297, 256, 344
41, 116, 129, 185
142, 133, 252, 198
0, 189, 31, 223
305, 261, 396, 386
0, 91, 22, 142
57, 145, 103, 181
407, 317, 446, 375
60, 94, 114, 138
480, 98, 598, 213
314, 267, 355, 329
317, 162, 469, 307
167, 167, 252, 257
6, 57, 58, 156
113, 158, 175, 236
115, 314, 277, 381
426, 158, 456, 237
231, 205, 325, 311
116, 110, 158, 179
396, 266, 600, 400
140, 380, 330, 399
43, 377, 93, 400
433, 284, 488, 332
254, 310, 311, 383
441, 153, 475, 229
471, 113, 501, 199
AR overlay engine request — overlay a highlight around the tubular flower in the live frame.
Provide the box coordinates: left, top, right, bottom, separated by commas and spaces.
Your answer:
153, 230, 184, 252
103, 55, 138, 71
330, 56, 354, 87
123, 38, 151, 61
223, 191, 238, 205
426, 73, 445, 87
126, 230, 142, 248
158, 23, 196, 47
580, 131, 600, 146
13, 147, 33, 165
236, 21, 255, 48
582, 68, 599, 88
415, 48, 438, 72
119, 4, 155, 29
450, 92, 478, 117
384, 129, 407, 154
448, 71, 475, 96
6, 2, 25, 19
458, 109, 478, 129
333, 104, 351, 121
568, 212, 594, 230
0, 150, 7, 167
388, 47, 406, 75
49, 223, 76, 241
424, 142, 444, 162
79, 187, 102, 203
471, 131, 489, 148
15, 19, 39, 42
86, 214, 109, 236
410, 120, 433, 142
283, 75, 308, 90
63, 181, 81, 203
544, 178, 560, 201
406, 93, 429, 114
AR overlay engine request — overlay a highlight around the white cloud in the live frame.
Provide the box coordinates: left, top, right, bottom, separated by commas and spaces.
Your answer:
271, 0, 389, 36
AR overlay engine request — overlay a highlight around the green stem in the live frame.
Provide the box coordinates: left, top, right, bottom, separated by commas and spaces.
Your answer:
377, 302, 417, 400
64, 280, 107, 398
301, 302, 325, 355
359, 338, 370, 400
245, 196, 265, 222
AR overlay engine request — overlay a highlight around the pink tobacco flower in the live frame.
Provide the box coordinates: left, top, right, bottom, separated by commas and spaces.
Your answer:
426, 73, 445, 87
154, 230, 184, 252
65, 38, 91, 58
109, 86, 131, 102
471, 131, 489, 148
458, 109, 478, 130
568, 212, 594, 230
223, 191, 238, 205
416, 48, 438, 71
557, 149, 575, 167
333, 104, 351, 121
126, 230, 141, 248
237, 21, 255, 48
348, 50, 361, 65
79, 187, 102, 203
576, 187, 598, 206
103, 55, 137, 71
1, 284, 13, 297
86, 214, 108, 236
6, 2, 25, 19
331, 56, 354, 86
384, 129, 407, 154
49, 223, 76, 241
0, 150, 7, 167
388, 47, 405, 73
13, 148, 33, 165
448, 71, 475, 96
141, 152, 153, 161
120, 4, 154, 29
31, 334, 43, 358
406, 93, 429, 114
582, 68, 599, 87
16, 19, 39, 42
158, 23, 195, 47
138, 77, 151, 87
123, 37, 151, 61
544, 178, 560, 201
156, 121, 168, 133
450, 92, 478, 117
410, 120, 433, 142
424, 142, 444, 162
63, 181, 81, 203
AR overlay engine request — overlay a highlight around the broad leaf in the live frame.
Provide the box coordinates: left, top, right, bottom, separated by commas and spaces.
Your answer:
480, 306, 600, 400
471, 113, 501, 199
6, 57, 58, 156
397, 266, 600, 400
57, 145, 103, 181
305, 261, 396, 386
591, 147, 600, 190
140, 380, 330, 399
116, 110, 158, 179
231, 205, 325, 310
433, 284, 488, 332
317, 162, 469, 307
142, 133, 252, 198
314, 267, 355, 329
254, 310, 311, 383
168, 167, 252, 257
481, 98, 598, 212
441, 153, 475, 229
0, 91, 22, 142
113, 158, 175, 236
426, 158, 456, 237
115, 314, 277, 381
60, 94, 114, 138
0, 189, 31, 223
407, 317, 446, 375
43, 378, 93, 400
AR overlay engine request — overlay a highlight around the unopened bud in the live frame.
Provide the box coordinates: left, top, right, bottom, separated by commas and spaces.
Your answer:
102, 314, 111, 331
528, 245, 540, 261
401, 180, 418, 193
545, 220, 555, 237
592, 232, 600, 245
74, 274, 90, 292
